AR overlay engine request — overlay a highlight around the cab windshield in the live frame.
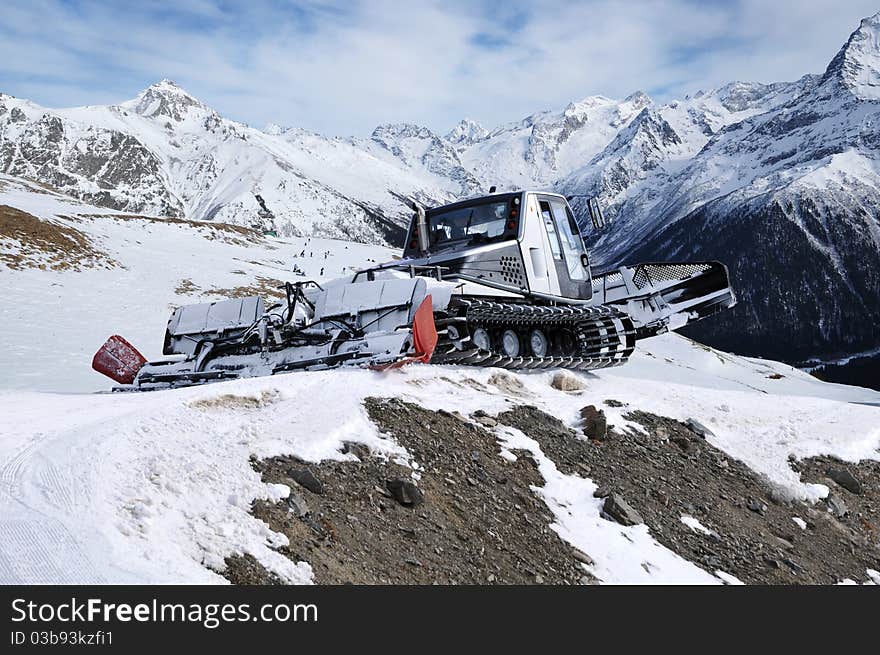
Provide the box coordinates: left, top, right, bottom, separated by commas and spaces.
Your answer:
426, 198, 516, 249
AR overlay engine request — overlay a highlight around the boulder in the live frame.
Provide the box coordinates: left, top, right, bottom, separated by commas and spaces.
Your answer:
825, 493, 848, 518
386, 478, 424, 507
551, 371, 586, 391
826, 467, 862, 495
602, 493, 643, 526
685, 418, 714, 439
580, 405, 608, 440
288, 467, 324, 495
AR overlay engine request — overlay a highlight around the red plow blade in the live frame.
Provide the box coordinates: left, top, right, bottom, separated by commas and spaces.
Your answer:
371, 295, 438, 371
92, 335, 147, 384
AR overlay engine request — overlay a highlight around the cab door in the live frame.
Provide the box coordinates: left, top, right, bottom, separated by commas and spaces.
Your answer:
536, 196, 593, 300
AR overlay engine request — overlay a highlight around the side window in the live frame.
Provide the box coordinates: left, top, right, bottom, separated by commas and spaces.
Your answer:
550, 199, 587, 281
539, 201, 562, 259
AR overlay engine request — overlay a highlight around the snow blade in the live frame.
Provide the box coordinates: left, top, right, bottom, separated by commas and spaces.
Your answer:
92, 335, 147, 384
412, 294, 437, 362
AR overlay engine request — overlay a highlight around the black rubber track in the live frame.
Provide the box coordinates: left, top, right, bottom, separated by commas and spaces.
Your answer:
430, 299, 636, 371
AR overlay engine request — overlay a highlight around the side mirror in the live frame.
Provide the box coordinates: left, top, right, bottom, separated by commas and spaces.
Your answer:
587, 197, 608, 231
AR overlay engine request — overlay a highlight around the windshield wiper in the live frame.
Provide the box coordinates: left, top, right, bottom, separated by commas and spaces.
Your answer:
464, 209, 474, 235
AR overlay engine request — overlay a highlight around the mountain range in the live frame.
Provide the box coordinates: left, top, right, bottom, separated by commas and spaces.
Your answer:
2, 12, 879, 377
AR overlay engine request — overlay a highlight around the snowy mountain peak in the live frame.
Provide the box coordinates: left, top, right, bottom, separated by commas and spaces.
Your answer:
623, 90, 652, 108
568, 95, 614, 110
371, 122, 436, 142
821, 11, 880, 99
262, 122, 288, 136
445, 118, 489, 147
123, 79, 205, 121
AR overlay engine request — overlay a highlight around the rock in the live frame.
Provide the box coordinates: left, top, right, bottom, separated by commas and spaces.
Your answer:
572, 548, 594, 565
386, 478, 424, 507
488, 371, 527, 395
551, 371, 585, 391
341, 441, 371, 460
685, 418, 714, 439
670, 434, 694, 453
772, 536, 794, 551
288, 467, 324, 495
593, 486, 611, 499
783, 558, 805, 573
580, 405, 608, 440
825, 493, 848, 517
602, 493, 643, 526
826, 467, 862, 495
702, 555, 722, 568
287, 491, 310, 518
747, 499, 767, 515
473, 414, 498, 428
603, 399, 625, 407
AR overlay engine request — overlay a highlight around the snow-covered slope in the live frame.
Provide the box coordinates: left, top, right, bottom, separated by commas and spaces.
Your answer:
0, 318, 877, 584
454, 93, 653, 191
2, 174, 879, 585
597, 14, 880, 364
0, 174, 395, 392
559, 76, 817, 234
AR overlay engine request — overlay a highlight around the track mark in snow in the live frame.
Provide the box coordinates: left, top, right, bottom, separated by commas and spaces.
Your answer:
37, 461, 80, 512
0, 439, 41, 493
0, 518, 105, 584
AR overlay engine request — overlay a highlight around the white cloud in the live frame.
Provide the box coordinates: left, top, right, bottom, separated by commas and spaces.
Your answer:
0, 0, 877, 136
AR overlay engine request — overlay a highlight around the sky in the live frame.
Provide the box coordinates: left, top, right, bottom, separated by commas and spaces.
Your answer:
1, 0, 878, 136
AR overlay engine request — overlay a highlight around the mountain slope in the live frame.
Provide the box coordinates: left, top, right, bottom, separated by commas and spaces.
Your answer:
597, 14, 880, 363
0, 81, 460, 245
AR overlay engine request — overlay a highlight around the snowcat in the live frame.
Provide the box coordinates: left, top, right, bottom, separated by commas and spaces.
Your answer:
92, 191, 735, 390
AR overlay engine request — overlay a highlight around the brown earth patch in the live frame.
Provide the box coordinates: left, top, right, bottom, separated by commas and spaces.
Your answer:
73, 212, 265, 246
206, 276, 287, 300
0, 205, 116, 271
188, 390, 281, 411
175, 278, 200, 295
222, 554, 283, 585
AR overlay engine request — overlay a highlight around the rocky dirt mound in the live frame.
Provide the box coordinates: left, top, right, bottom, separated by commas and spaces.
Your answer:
225, 396, 879, 585
227, 397, 592, 585
496, 404, 880, 584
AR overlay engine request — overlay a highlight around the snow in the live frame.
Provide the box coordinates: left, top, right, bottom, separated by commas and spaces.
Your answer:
0, 176, 396, 392
2, 176, 880, 585
680, 515, 713, 535
792, 517, 808, 530
714, 570, 745, 585
1, 327, 878, 584
495, 423, 719, 584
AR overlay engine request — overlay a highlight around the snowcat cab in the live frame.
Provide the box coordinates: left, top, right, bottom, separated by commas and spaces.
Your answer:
401, 191, 595, 302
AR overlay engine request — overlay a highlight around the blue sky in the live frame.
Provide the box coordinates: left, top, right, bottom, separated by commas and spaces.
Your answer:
1, 0, 877, 136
